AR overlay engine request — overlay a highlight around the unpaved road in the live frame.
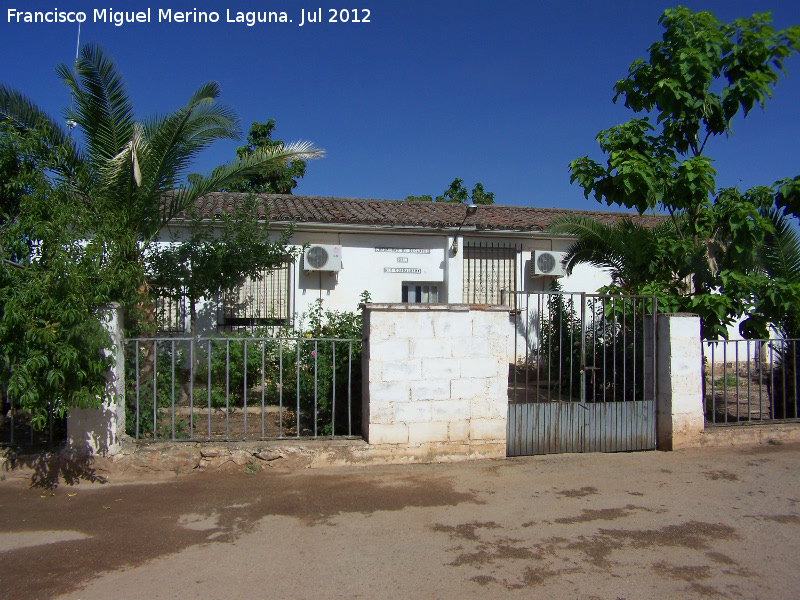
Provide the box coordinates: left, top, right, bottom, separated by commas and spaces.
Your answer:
2, 443, 800, 600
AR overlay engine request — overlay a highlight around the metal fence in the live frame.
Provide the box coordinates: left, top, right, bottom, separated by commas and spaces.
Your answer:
703, 338, 799, 425
125, 335, 362, 442
0, 411, 65, 448
0, 384, 66, 448
505, 291, 657, 455
507, 291, 657, 404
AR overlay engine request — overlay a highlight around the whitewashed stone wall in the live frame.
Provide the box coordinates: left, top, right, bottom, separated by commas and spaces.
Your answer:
67, 303, 127, 456
656, 314, 705, 449
362, 304, 511, 462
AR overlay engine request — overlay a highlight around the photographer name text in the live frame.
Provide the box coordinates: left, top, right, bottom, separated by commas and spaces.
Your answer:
7, 8, 372, 27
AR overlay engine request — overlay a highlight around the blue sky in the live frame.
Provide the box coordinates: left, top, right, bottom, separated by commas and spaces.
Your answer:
1, 0, 799, 210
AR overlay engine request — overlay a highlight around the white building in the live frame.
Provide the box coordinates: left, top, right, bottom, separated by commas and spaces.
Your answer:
154, 193, 662, 336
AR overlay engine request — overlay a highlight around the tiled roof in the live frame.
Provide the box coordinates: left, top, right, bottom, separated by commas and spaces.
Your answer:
184, 193, 664, 233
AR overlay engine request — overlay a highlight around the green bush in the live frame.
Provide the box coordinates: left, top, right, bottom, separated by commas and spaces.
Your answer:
276, 294, 367, 435
195, 335, 265, 409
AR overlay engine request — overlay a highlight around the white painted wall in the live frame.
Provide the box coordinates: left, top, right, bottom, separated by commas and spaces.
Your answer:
156, 225, 611, 335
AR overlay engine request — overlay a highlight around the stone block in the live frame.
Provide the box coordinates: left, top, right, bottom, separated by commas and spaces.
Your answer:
381, 359, 423, 382
368, 318, 396, 341
486, 377, 509, 402
450, 337, 489, 359
369, 381, 410, 404
408, 421, 449, 444
421, 358, 460, 380
470, 418, 506, 441
368, 423, 409, 444
459, 358, 501, 379
394, 401, 432, 423
430, 400, 470, 421
370, 339, 410, 361
432, 313, 469, 338
411, 379, 451, 402
369, 402, 395, 424
451, 378, 486, 401
448, 420, 470, 441
410, 338, 452, 359
470, 398, 504, 420
472, 312, 510, 337
395, 312, 436, 337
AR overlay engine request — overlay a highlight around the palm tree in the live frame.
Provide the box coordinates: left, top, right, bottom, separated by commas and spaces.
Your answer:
0, 43, 323, 300
548, 215, 680, 293
758, 207, 800, 334
757, 207, 800, 417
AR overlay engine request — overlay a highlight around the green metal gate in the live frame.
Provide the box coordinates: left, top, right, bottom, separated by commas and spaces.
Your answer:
506, 292, 657, 456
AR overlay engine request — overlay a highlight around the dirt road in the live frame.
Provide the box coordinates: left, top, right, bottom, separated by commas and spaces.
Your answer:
2, 443, 799, 600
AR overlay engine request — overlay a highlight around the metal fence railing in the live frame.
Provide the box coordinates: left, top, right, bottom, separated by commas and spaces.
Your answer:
506, 291, 657, 404
703, 338, 800, 425
0, 384, 66, 448
125, 335, 363, 442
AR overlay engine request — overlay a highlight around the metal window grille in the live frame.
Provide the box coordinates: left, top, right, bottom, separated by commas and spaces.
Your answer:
154, 292, 186, 333
462, 242, 518, 307
221, 263, 292, 328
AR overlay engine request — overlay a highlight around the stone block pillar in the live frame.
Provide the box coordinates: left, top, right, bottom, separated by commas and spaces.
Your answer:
362, 303, 511, 462
67, 303, 127, 456
656, 313, 704, 449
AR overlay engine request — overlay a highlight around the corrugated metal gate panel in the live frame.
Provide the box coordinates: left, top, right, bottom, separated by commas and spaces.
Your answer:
507, 400, 655, 456
506, 291, 657, 456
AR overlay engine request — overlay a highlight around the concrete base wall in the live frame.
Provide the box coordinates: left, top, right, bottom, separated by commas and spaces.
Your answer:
362, 304, 511, 462
701, 422, 800, 447
67, 304, 127, 456
656, 314, 705, 450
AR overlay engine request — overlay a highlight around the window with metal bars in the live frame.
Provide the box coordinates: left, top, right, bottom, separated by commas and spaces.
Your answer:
462, 242, 518, 307
402, 283, 440, 303
220, 263, 292, 328
154, 292, 186, 333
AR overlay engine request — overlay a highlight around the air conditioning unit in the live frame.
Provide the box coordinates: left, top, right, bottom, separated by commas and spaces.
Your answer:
532, 251, 566, 277
303, 244, 343, 272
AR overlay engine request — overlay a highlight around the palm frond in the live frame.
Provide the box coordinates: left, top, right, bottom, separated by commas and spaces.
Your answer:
56, 43, 135, 168
0, 84, 84, 181
0, 86, 69, 146
138, 141, 323, 241
549, 214, 677, 291
185, 81, 222, 107
761, 206, 800, 283
549, 215, 623, 274
136, 83, 240, 200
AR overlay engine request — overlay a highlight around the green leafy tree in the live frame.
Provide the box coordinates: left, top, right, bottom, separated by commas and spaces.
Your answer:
0, 128, 115, 429
568, 7, 800, 339
223, 120, 308, 194
0, 44, 323, 427
405, 178, 495, 204
147, 195, 298, 337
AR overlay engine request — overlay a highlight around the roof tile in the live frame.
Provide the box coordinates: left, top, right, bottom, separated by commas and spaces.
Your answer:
181, 193, 663, 232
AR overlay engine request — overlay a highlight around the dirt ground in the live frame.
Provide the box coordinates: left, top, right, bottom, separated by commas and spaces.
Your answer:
1, 442, 800, 600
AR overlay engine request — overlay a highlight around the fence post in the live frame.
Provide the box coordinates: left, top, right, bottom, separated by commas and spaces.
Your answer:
66, 303, 127, 456
656, 313, 704, 449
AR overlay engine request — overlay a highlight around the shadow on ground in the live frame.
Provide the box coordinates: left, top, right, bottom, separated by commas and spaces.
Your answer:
2, 447, 107, 489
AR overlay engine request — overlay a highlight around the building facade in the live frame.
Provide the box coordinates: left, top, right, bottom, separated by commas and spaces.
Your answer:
154, 193, 661, 335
